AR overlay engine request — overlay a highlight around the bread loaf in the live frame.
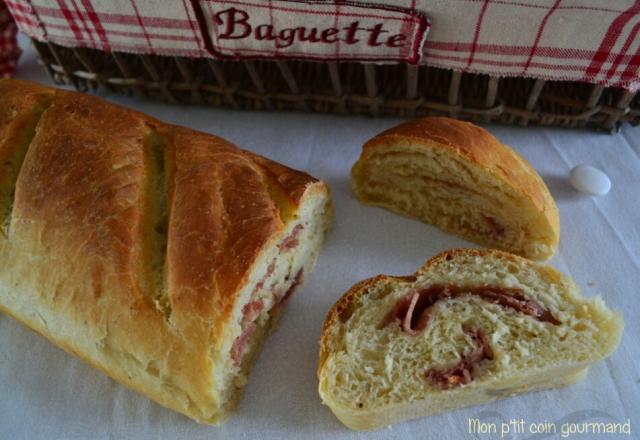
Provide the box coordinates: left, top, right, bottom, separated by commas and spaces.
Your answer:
318, 249, 622, 430
0, 79, 332, 424
351, 117, 559, 260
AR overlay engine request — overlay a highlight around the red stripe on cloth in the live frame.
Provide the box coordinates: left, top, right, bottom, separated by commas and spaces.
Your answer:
604, 20, 640, 81
0, 0, 21, 77
427, 42, 638, 67
29, 5, 194, 29
583, 0, 640, 81
41, 22, 196, 42
8, 12, 37, 28
620, 39, 640, 81
81, 0, 110, 51
54, 0, 83, 42
181, 0, 202, 51
202, 0, 226, 57
36, 33, 203, 56
128, 0, 153, 50
410, 0, 419, 59
5, 0, 47, 39
68, 0, 94, 46
334, 1, 340, 58
522, 0, 563, 74
428, 42, 599, 60
620, 56, 640, 81
465, 0, 490, 69
428, 52, 598, 73
268, 0, 278, 58
212, 45, 413, 60
399, 0, 418, 59
461, 0, 624, 14
5, 1, 31, 15
396, 0, 414, 59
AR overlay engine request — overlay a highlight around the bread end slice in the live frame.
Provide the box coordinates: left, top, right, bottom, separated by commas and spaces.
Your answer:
318, 249, 622, 430
351, 117, 559, 260
214, 181, 333, 423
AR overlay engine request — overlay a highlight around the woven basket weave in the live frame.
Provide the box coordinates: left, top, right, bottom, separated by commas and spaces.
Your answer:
32, 40, 639, 132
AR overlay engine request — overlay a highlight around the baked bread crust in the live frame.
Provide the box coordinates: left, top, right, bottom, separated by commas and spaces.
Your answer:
351, 117, 559, 260
0, 79, 332, 423
318, 248, 622, 430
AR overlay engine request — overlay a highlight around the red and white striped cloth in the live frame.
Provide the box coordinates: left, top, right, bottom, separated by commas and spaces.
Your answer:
0, 0, 20, 77
5, 0, 640, 91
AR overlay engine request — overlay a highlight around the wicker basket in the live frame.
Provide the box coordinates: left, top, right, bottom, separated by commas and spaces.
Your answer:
32, 40, 639, 132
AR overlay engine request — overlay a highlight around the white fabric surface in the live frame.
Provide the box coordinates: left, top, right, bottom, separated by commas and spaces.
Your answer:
1, 39, 638, 440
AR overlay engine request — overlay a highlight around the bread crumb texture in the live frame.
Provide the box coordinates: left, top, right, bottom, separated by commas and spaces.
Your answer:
318, 249, 622, 430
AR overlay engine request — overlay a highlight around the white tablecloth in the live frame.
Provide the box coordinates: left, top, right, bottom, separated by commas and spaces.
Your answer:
1, 38, 638, 440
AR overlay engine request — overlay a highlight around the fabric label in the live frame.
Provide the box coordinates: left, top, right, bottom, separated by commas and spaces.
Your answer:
191, 0, 430, 63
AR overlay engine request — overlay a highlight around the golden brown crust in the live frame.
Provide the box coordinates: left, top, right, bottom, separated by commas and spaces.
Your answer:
0, 80, 55, 235
358, 117, 559, 251
241, 150, 321, 206
158, 125, 283, 340
0, 78, 328, 423
0, 80, 53, 159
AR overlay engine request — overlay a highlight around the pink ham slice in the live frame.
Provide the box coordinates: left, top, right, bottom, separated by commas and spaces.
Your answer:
273, 268, 303, 306
242, 300, 264, 324
379, 284, 560, 388
230, 225, 306, 365
231, 268, 305, 365
278, 224, 304, 251
231, 322, 257, 365
381, 284, 559, 335
427, 326, 494, 389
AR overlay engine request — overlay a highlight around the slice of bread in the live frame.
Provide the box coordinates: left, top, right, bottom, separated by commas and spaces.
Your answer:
318, 249, 622, 431
351, 117, 559, 260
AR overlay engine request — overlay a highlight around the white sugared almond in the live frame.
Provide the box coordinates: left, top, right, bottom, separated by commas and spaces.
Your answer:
570, 165, 611, 196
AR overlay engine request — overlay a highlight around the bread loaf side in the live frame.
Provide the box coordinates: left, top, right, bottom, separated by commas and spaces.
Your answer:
0, 79, 333, 424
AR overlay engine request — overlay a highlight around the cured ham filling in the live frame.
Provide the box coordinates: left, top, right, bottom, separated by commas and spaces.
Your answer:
231, 224, 306, 365
381, 284, 559, 334
278, 224, 304, 251
427, 326, 494, 389
381, 284, 560, 389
